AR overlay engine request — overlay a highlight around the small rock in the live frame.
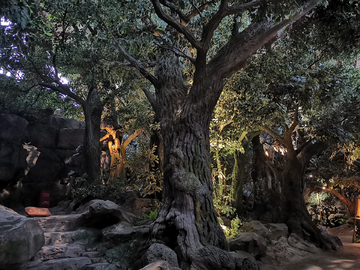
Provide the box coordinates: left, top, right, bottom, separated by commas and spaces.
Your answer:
229, 232, 267, 257
142, 243, 179, 268
140, 260, 171, 270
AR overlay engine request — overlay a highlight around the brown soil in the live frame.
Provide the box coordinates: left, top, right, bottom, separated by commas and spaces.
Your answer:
282, 224, 360, 270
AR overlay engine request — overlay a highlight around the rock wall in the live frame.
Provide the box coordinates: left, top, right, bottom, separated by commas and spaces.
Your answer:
0, 113, 85, 207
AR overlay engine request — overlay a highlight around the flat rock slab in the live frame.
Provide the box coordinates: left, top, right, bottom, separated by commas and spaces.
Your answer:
35, 243, 85, 261
25, 207, 51, 217
44, 231, 75, 245
25, 257, 92, 270
34, 214, 83, 232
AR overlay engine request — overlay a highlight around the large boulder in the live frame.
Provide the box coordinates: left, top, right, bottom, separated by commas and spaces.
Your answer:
23, 122, 58, 149
0, 114, 28, 144
0, 205, 44, 269
242, 220, 269, 238
0, 142, 28, 182
229, 232, 267, 257
0, 114, 28, 182
102, 221, 150, 245
27, 148, 63, 182
265, 223, 288, 240
57, 128, 85, 150
50, 116, 84, 130
78, 199, 137, 228
141, 243, 179, 268
229, 250, 259, 270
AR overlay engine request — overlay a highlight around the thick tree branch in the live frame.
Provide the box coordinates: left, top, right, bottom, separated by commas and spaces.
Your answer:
201, 0, 262, 51
297, 141, 328, 166
123, 128, 144, 149
39, 82, 85, 107
262, 125, 284, 144
151, 0, 202, 50
207, 0, 317, 79
159, 0, 189, 23
111, 37, 158, 87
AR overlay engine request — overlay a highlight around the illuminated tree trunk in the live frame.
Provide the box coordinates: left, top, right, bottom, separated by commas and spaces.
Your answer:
151, 67, 234, 270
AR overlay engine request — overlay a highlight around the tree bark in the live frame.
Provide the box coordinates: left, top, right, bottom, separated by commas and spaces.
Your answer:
251, 135, 281, 222
83, 85, 102, 183
150, 67, 234, 269
232, 150, 247, 216
280, 141, 330, 248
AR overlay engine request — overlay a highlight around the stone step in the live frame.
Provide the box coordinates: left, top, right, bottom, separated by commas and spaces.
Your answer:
82, 251, 103, 263
35, 243, 86, 261
25, 257, 92, 270
33, 214, 83, 232
44, 231, 75, 245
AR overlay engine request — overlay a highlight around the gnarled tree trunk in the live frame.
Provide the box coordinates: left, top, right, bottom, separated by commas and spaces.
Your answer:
150, 61, 234, 270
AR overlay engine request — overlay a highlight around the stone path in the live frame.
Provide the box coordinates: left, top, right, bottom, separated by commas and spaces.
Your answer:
24, 214, 118, 270
282, 225, 360, 270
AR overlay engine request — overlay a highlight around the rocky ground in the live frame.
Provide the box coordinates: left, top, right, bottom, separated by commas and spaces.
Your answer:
281, 224, 360, 270
0, 199, 352, 270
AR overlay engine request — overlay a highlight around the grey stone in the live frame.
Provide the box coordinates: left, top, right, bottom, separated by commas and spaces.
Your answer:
242, 220, 269, 238
57, 128, 85, 150
0, 113, 28, 144
81, 263, 119, 270
50, 116, 83, 130
229, 232, 267, 257
27, 148, 63, 182
25, 257, 92, 270
265, 236, 320, 265
44, 231, 75, 245
0, 205, 44, 269
34, 214, 83, 232
140, 260, 171, 270
287, 233, 320, 253
230, 250, 259, 270
265, 223, 288, 240
35, 243, 85, 261
102, 221, 150, 244
79, 199, 138, 229
0, 142, 28, 181
24, 122, 58, 149
142, 243, 179, 268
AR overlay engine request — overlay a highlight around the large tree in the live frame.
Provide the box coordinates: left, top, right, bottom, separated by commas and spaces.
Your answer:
102, 1, 322, 268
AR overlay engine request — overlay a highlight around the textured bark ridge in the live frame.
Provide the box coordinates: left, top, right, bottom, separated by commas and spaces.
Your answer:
150, 59, 234, 270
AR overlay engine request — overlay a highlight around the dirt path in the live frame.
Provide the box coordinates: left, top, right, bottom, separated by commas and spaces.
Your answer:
282, 225, 360, 270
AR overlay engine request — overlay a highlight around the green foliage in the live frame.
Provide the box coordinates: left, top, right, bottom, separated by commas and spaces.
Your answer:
72, 173, 126, 204
143, 209, 158, 220
221, 216, 242, 239
308, 191, 329, 206
128, 137, 162, 198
